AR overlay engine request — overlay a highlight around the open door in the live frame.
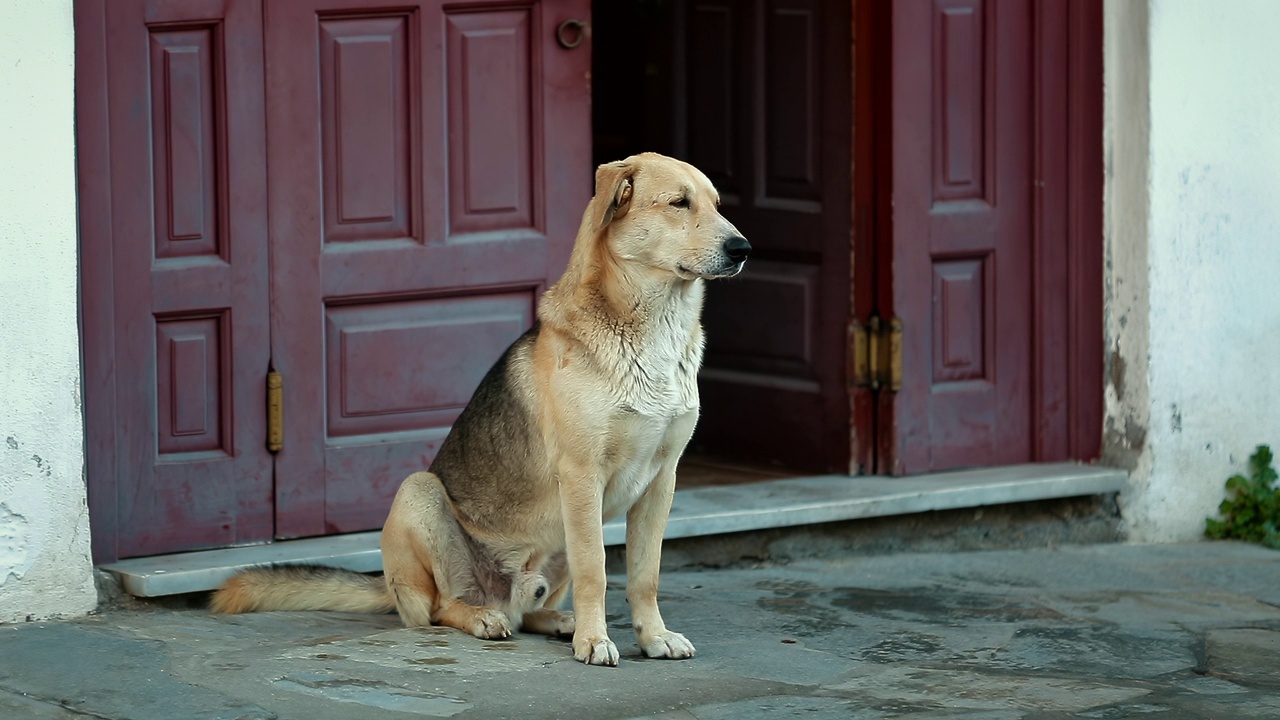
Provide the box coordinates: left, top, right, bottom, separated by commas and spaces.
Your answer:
689, 0, 853, 475
880, 0, 1103, 475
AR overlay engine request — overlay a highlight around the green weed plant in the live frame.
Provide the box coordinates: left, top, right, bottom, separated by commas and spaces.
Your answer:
1206, 445, 1280, 549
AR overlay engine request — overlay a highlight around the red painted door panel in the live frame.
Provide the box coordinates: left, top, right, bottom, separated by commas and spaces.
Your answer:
886, 0, 1033, 473
685, 0, 853, 473
82, 0, 274, 559
265, 0, 591, 537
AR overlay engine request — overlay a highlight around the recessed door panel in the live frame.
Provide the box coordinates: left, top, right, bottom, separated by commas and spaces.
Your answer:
319, 14, 416, 243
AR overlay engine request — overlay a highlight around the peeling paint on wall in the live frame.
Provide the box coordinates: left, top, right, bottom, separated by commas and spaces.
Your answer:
1104, 0, 1280, 543
0, 502, 34, 583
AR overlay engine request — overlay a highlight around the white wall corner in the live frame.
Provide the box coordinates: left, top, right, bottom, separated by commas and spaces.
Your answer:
0, 0, 97, 622
1101, 0, 1154, 539
1105, 0, 1280, 543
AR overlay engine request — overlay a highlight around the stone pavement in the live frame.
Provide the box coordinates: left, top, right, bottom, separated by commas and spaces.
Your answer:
2, 541, 1279, 719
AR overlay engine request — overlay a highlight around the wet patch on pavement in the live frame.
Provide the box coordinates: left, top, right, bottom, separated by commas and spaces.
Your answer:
274, 673, 471, 717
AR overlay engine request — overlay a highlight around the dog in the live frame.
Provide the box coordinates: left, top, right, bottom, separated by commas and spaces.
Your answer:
211, 152, 750, 666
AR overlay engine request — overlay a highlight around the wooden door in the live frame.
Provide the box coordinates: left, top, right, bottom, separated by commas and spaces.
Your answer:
886, 0, 1034, 473
78, 0, 274, 560
683, 0, 853, 474
882, 0, 1103, 474
265, 0, 591, 537
79, 0, 592, 559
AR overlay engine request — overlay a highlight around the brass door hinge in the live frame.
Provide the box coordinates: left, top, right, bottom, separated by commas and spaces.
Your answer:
849, 315, 903, 392
267, 370, 284, 452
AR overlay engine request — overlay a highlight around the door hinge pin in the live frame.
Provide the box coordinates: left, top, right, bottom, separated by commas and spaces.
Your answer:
267, 370, 284, 453
850, 315, 902, 393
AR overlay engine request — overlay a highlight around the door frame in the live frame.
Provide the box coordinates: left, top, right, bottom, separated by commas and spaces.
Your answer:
77, 0, 119, 563
857, 0, 1103, 475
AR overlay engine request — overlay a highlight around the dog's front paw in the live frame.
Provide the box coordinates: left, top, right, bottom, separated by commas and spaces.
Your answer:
573, 633, 619, 666
469, 608, 513, 639
639, 629, 696, 660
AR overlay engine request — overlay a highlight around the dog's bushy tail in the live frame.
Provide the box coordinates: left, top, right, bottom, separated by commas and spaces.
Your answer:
210, 565, 395, 615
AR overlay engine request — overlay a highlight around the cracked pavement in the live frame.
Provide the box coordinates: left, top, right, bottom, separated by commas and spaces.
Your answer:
2, 541, 1279, 719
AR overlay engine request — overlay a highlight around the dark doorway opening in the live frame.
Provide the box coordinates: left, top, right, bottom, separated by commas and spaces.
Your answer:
590, 0, 856, 486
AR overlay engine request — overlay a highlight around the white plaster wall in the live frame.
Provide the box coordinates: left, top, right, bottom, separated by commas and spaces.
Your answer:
0, 0, 97, 621
1106, 0, 1280, 542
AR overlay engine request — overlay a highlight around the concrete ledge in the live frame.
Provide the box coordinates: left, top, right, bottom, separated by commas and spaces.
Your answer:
102, 462, 1127, 597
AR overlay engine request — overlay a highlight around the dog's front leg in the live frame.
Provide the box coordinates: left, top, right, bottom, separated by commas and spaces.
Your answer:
626, 448, 696, 660
559, 458, 618, 666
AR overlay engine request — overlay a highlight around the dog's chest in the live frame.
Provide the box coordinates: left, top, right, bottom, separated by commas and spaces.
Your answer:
606, 309, 702, 419
600, 412, 685, 520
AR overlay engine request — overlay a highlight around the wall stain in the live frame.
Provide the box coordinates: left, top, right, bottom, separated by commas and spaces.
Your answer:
1102, 416, 1148, 471
1109, 352, 1127, 400
30, 454, 52, 478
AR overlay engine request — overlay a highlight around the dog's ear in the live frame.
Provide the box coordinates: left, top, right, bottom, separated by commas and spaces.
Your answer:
591, 160, 635, 231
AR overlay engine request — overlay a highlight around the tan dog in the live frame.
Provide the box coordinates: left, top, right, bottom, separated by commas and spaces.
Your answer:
211, 153, 750, 666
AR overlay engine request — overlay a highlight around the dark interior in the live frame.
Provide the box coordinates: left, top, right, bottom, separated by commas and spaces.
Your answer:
590, 0, 804, 487
591, 0, 680, 166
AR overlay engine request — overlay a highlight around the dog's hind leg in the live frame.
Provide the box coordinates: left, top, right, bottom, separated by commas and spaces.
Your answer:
521, 552, 574, 637
382, 472, 514, 639
432, 598, 513, 639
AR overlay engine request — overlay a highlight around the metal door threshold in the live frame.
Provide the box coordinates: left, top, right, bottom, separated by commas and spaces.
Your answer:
102, 462, 1127, 597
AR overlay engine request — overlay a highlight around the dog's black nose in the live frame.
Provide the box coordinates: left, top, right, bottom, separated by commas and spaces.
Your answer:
723, 236, 751, 262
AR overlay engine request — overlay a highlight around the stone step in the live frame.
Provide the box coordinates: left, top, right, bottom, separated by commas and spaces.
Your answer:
101, 462, 1127, 597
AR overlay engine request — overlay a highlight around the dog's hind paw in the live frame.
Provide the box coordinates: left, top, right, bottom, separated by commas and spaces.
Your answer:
639, 630, 696, 660
573, 634, 619, 667
469, 608, 513, 639
522, 608, 575, 637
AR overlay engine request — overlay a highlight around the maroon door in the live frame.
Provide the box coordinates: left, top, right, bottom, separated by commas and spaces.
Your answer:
684, 0, 853, 474
882, 0, 1103, 474
886, 0, 1034, 473
264, 0, 591, 537
79, 0, 592, 559
78, 0, 274, 560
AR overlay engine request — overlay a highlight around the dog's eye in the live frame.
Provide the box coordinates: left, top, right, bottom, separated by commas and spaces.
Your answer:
671, 197, 691, 209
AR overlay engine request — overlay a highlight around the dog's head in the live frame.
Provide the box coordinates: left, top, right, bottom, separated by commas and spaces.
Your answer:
588, 153, 750, 280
